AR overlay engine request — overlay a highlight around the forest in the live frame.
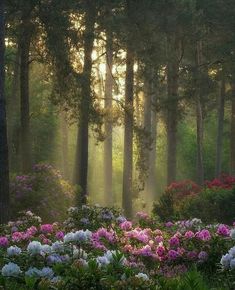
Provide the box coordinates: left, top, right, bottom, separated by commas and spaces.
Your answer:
1, 0, 235, 289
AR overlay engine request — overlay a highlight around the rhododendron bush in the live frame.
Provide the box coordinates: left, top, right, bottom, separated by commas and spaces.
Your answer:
10, 164, 75, 222
153, 175, 235, 224
0, 207, 235, 289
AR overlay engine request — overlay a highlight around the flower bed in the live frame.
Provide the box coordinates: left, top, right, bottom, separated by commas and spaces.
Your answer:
0, 207, 234, 289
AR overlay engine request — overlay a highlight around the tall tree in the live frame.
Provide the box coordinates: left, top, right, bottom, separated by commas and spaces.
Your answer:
74, 1, 96, 204
104, 26, 113, 205
122, 42, 134, 218
195, 41, 204, 185
166, 36, 180, 185
215, 73, 225, 177
0, 0, 10, 223
19, 3, 34, 173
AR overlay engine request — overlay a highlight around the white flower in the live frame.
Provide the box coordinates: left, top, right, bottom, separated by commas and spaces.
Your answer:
230, 258, 235, 269
27, 241, 42, 255
40, 267, 54, 279
25, 267, 42, 277
230, 229, 235, 240
51, 276, 62, 283
229, 246, 235, 257
221, 253, 233, 269
63, 232, 75, 243
78, 258, 88, 267
1, 262, 21, 277
41, 245, 51, 255
52, 241, 64, 253
7, 246, 22, 256
73, 230, 92, 243
96, 256, 110, 266
135, 272, 149, 281
73, 247, 88, 259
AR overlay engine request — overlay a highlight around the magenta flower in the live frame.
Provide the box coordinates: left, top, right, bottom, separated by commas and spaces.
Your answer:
169, 236, 180, 247
40, 224, 53, 234
168, 249, 179, 260
56, 231, 64, 239
0, 236, 9, 247
156, 245, 165, 257
184, 231, 194, 239
196, 229, 211, 241
217, 224, 230, 237
12, 232, 24, 242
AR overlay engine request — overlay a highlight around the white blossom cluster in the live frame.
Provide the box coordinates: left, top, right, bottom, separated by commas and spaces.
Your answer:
220, 245, 235, 270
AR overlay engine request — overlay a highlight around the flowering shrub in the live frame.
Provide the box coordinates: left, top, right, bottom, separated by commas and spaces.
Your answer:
153, 180, 201, 221
10, 164, 75, 222
0, 208, 234, 289
154, 176, 235, 224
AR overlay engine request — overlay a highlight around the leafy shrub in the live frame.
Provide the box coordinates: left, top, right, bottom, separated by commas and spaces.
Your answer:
10, 164, 75, 222
179, 187, 235, 224
153, 180, 201, 221
64, 204, 124, 231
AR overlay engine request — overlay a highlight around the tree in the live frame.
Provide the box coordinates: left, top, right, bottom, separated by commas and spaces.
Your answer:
74, 1, 96, 204
0, 0, 10, 223
104, 26, 113, 205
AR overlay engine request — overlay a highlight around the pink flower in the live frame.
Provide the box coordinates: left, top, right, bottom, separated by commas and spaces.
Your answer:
56, 231, 64, 239
184, 231, 194, 239
137, 245, 153, 257
169, 236, 180, 247
0, 236, 9, 247
136, 211, 148, 219
26, 226, 37, 236
168, 249, 179, 260
196, 229, 211, 241
165, 222, 174, 227
217, 224, 230, 237
120, 221, 132, 231
155, 235, 164, 244
12, 232, 24, 242
40, 224, 53, 234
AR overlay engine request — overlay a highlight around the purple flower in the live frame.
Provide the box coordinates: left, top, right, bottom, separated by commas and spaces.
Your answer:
217, 224, 230, 237
0, 237, 9, 247
168, 250, 179, 260
198, 251, 208, 261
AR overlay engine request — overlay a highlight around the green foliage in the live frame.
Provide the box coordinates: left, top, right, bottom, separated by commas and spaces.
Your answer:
180, 188, 235, 224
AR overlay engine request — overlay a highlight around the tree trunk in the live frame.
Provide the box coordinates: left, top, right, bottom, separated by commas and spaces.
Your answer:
0, 0, 10, 224
215, 76, 225, 177
61, 111, 69, 179
166, 37, 179, 185
122, 45, 134, 218
8, 46, 20, 172
196, 41, 204, 185
104, 28, 113, 205
230, 82, 235, 175
74, 2, 95, 204
20, 12, 32, 173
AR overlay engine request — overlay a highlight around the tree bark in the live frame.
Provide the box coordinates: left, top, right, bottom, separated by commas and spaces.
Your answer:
230, 82, 235, 175
61, 111, 69, 179
104, 28, 113, 205
0, 0, 10, 224
196, 41, 204, 185
215, 76, 225, 177
166, 37, 179, 185
122, 45, 134, 218
8, 45, 20, 172
74, 2, 96, 204
19, 10, 33, 173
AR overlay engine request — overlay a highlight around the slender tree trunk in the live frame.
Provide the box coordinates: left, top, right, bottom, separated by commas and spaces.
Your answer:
20, 13, 32, 173
61, 112, 69, 179
104, 28, 113, 205
0, 0, 10, 223
166, 37, 179, 185
230, 82, 235, 175
215, 76, 225, 177
122, 45, 134, 218
8, 46, 20, 172
74, 2, 95, 204
196, 41, 204, 185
